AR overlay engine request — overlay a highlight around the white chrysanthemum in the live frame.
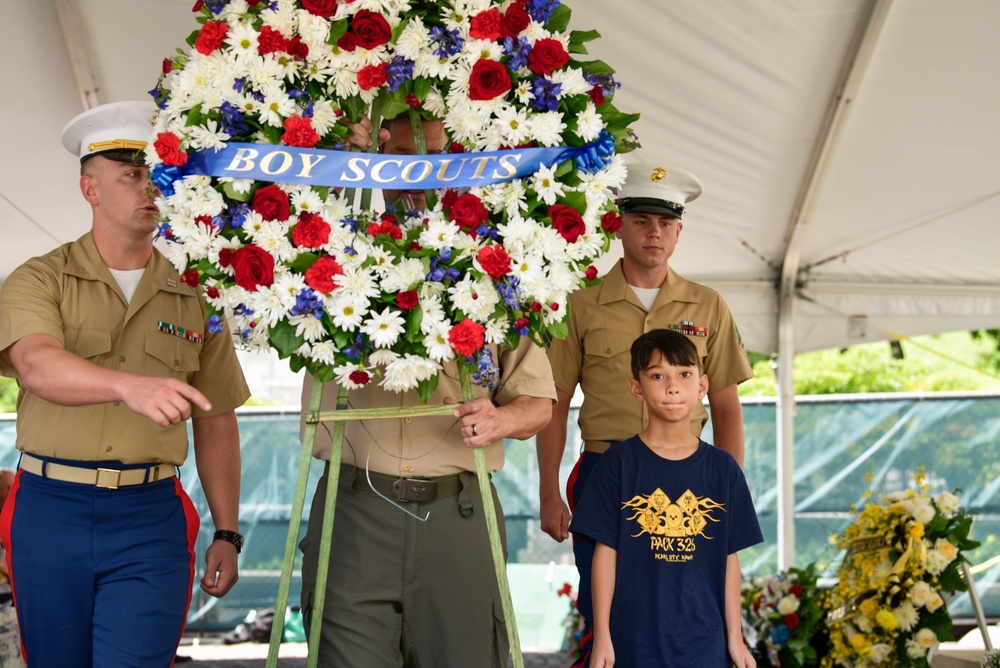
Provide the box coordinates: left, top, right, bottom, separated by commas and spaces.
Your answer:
168, 53, 233, 110
483, 318, 509, 345
531, 163, 566, 205
419, 217, 461, 250
381, 257, 425, 293
260, 4, 297, 35
924, 548, 949, 576
296, 11, 333, 48
494, 104, 532, 147
911, 498, 936, 524
163, 239, 190, 274
893, 601, 919, 632
512, 80, 532, 105
305, 340, 339, 366
520, 20, 550, 42
448, 276, 500, 322
915, 627, 938, 648
186, 120, 231, 151
418, 289, 447, 334
249, 220, 297, 262
310, 99, 339, 136
423, 86, 447, 118
332, 65, 363, 100
550, 66, 591, 98
444, 99, 491, 145
290, 313, 328, 342
259, 88, 298, 127
248, 283, 295, 327
509, 251, 547, 295
905, 638, 928, 659
565, 230, 606, 261
380, 354, 441, 393
335, 266, 381, 301
175, 176, 227, 218
225, 21, 260, 60
395, 18, 431, 59
367, 348, 399, 367
482, 179, 529, 218
329, 295, 369, 331
462, 39, 503, 65
575, 101, 603, 143
334, 363, 373, 390
217, 177, 255, 195
422, 324, 455, 363
529, 111, 567, 147
935, 491, 961, 517
360, 307, 406, 349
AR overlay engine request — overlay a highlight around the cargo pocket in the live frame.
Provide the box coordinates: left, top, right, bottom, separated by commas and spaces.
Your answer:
581, 329, 633, 397
491, 597, 510, 668
144, 332, 201, 380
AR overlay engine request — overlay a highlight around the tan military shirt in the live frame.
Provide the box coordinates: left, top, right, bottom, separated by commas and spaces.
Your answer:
0, 232, 250, 465
548, 259, 753, 443
303, 338, 556, 477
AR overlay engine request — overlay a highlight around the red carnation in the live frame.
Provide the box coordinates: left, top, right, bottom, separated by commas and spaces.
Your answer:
292, 211, 332, 248
195, 20, 228, 56
449, 193, 489, 231
282, 115, 320, 148
357, 63, 388, 91
230, 244, 275, 291
154, 132, 188, 167
588, 85, 605, 106
218, 248, 233, 268
440, 189, 459, 210
287, 36, 309, 60
449, 318, 486, 357
469, 9, 503, 41
468, 59, 512, 101
601, 210, 622, 234
195, 215, 213, 230
301, 0, 338, 17
257, 25, 289, 55
477, 245, 512, 280
502, 3, 531, 39
396, 290, 419, 310
549, 204, 586, 243
528, 38, 569, 76
349, 369, 371, 386
352, 10, 392, 50
367, 220, 403, 240
304, 255, 344, 294
783, 613, 800, 630
251, 185, 291, 221
181, 269, 200, 287
585, 265, 598, 281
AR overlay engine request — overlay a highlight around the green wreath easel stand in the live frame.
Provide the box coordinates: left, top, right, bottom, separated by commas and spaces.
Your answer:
265, 107, 524, 668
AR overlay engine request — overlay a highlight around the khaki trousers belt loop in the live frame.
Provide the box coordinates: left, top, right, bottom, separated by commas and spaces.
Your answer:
345, 464, 477, 503
19, 454, 177, 490
583, 440, 613, 454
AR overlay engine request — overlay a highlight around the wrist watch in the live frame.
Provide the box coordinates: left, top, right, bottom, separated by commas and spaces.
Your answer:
213, 529, 244, 554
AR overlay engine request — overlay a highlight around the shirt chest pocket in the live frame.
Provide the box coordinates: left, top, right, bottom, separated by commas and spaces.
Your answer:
144, 333, 201, 380
581, 329, 634, 396
66, 328, 112, 364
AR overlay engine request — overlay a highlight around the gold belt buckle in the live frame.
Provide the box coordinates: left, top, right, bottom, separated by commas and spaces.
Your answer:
96, 468, 122, 489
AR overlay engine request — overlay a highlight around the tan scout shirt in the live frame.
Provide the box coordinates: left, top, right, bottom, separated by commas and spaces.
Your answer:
548, 259, 752, 443
0, 233, 250, 465
303, 339, 556, 477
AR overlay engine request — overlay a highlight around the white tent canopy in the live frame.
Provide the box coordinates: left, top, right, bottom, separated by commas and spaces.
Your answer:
4, 0, 1000, 566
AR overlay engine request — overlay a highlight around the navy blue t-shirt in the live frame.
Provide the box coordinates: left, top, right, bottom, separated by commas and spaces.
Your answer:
570, 437, 764, 668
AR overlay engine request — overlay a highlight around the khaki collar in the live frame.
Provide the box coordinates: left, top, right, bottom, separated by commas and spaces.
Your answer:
597, 259, 700, 311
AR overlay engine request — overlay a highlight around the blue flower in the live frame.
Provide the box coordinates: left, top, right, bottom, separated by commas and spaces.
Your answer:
525, 0, 560, 24
584, 72, 621, 98
204, 0, 226, 14
343, 333, 366, 360
497, 277, 521, 310
153, 222, 174, 242
503, 37, 531, 70
428, 248, 459, 283
531, 77, 562, 112
770, 625, 790, 648
233, 76, 248, 94
208, 314, 224, 334
386, 57, 415, 92
218, 101, 250, 136
291, 289, 324, 319
471, 349, 500, 390
431, 26, 464, 59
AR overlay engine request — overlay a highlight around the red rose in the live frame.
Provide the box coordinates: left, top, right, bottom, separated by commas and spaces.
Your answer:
585, 265, 598, 281
337, 32, 358, 52
502, 3, 531, 39
783, 613, 800, 630
230, 244, 275, 291
162, 58, 173, 74
304, 255, 343, 294
251, 185, 290, 221
601, 210, 622, 233
549, 204, 586, 243
588, 85, 605, 106
218, 248, 233, 268
528, 38, 569, 76
349, 369, 371, 386
477, 245, 512, 279
154, 132, 188, 167
469, 9, 503, 41
206, 286, 220, 299
195, 20, 228, 56
301, 0, 338, 17
449, 193, 489, 230
788, 584, 804, 597
287, 36, 309, 60
257, 25, 289, 55
468, 59, 512, 101
357, 63, 388, 91
449, 319, 486, 357
181, 269, 200, 287
352, 10, 392, 50
292, 211, 331, 248
396, 290, 419, 310
282, 115, 320, 148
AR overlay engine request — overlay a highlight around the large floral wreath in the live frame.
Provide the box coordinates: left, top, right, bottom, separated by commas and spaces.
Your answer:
147, 0, 638, 399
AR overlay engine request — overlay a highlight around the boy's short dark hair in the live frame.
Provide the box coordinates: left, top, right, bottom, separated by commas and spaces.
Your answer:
630, 329, 702, 380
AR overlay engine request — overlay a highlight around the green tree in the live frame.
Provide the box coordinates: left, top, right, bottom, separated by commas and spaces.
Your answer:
0, 378, 16, 413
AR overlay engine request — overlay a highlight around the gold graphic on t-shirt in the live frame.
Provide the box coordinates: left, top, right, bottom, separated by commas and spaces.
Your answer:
623, 487, 725, 541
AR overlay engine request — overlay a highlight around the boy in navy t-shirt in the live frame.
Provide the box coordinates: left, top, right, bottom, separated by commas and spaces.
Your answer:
570, 329, 763, 667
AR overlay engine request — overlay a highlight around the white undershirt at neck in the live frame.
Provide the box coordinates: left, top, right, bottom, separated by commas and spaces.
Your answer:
629, 285, 660, 311
108, 268, 145, 303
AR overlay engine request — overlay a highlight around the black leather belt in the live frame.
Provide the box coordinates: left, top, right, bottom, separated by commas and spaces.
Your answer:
344, 466, 477, 503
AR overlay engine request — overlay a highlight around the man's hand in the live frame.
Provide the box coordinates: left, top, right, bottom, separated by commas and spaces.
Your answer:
122, 376, 212, 427
540, 494, 571, 542
446, 396, 504, 448
200, 539, 239, 597
343, 117, 390, 151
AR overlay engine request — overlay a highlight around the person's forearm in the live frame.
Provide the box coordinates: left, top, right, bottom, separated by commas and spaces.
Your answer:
725, 553, 745, 647
497, 394, 553, 441
592, 542, 617, 643
193, 412, 242, 532
536, 389, 572, 500
707, 384, 745, 467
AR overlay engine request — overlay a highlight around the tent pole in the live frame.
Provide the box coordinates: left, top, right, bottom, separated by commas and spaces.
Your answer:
775, 288, 796, 571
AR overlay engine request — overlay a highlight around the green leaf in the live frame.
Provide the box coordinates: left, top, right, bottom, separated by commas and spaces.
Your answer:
568, 29, 599, 54
185, 104, 205, 127
326, 19, 349, 46
416, 374, 439, 404
406, 305, 424, 340
546, 5, 572, 32
312, 364, 336, 383
341, 95, 368, 124
289, 252, 319, 273
548, 320, 569, 340
185, 29, 200, 48
579, 59, 615, 76
379, 89, 410, 123
268, 320, 306, 358
412, 76, 433, 102
260, 123, 282, 144
222, 180, 252, 202
391, 17, 411, 43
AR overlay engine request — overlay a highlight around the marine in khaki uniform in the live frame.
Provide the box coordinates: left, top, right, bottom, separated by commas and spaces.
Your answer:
536, 161, 754, 668
0, 101, 250, 667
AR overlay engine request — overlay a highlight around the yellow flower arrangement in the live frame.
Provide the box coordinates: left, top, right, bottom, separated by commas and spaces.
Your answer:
823, 471, 978, 668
